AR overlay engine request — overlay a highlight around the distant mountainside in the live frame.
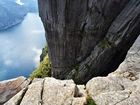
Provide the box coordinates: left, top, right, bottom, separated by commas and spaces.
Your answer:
20, 0, 38, 12
0, 0, 38, 30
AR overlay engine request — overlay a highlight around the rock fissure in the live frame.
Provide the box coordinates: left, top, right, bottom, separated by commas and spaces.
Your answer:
114, 91, 132, 105
39, 79, 45, 105
119, 84, 125, 90
16, 87, 28, 105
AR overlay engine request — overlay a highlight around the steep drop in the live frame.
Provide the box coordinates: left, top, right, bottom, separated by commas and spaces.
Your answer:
38, 0, 140, 83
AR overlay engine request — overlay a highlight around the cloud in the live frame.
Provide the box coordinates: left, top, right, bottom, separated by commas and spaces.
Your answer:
15, 0, 24, 5
5, 40, 12, 44
32, 30, 44, 34
32, 47, 42, 67
4, 59, 12, 66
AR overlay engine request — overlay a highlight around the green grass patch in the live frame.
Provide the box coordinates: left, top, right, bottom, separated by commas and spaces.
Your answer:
86, 95, 96, 105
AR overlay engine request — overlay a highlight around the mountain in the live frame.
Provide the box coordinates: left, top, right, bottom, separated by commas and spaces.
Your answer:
0, 0, 140, 104
38, 0, 140, 84
21, 0, 38, 12
0, 0, 38, 30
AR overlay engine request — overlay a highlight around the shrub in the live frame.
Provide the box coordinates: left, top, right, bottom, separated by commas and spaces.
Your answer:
40, 43, 48, 62
30, 54, 51, 80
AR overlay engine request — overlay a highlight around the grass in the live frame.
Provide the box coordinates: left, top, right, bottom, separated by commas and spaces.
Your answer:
86, 95, 96, 105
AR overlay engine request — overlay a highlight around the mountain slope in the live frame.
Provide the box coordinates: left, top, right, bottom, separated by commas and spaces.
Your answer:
0, 0, 38, 30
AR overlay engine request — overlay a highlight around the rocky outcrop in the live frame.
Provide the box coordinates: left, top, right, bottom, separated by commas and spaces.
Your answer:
86, 35, 140, 105
0, 76, 30, 105
38, 0, 140, 83
4, 35, 140, 105
5, 77, 87, 105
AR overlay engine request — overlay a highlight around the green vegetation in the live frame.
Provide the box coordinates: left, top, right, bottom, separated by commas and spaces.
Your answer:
40, 44, 48, 62
85, 63, 91, 71
101, 38, 112, 47
30, 54, 51, 80
42, 44, 48, 56
69, 63, 80, 80
72, 73, 76, 80
86, 95, 96, 105
99, 38, 114, 49
30, 44, 51, 80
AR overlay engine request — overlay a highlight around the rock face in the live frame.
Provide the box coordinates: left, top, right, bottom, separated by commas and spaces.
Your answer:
38, 0, 140, 83
0, 76, 30, 105
5, 77, 87, 105
86, 35, 140, 105
4, 36, 140, 105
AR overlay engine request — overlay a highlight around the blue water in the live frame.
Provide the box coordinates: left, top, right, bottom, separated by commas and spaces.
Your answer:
0, 13, 46, 81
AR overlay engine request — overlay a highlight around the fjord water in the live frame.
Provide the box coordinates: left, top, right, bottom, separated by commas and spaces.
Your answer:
0, 13, 46, 81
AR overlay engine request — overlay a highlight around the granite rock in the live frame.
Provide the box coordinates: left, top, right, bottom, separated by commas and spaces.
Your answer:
5, 77, 87, 105
38, 0, 140, 83
86, 36, 140, 105
0, 76, 30, 104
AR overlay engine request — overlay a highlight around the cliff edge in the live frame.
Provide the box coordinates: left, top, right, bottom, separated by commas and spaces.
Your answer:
3, 34, 140, 105
38, 0, 140, 83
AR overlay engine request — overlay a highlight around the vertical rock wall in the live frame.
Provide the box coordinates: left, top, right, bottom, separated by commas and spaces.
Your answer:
38, 0, 140, 83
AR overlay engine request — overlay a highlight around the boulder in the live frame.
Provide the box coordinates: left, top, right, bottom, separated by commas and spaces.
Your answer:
0, 76, 30, 104
4, 88, 28, 105
42, 78, 78, 105
20, 80, 44, 105
5, 77, 87, 105
86, 36, 140, 105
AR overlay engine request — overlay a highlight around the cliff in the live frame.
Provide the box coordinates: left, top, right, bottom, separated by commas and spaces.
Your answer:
0, 1, 140, 104
3, 34, 140, 105
0, 0, 38, 30
86, 35, 140, 105
38, 0, 140, 83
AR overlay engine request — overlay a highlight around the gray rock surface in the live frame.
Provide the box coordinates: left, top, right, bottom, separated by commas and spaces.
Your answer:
20, 80, 44, 105
4, 36, 140, 105
86, 36, 140, 105
0, 76, 30, 105
38, 0, 140, 83
5, 77, 87, 105
4, 88, 28, 105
